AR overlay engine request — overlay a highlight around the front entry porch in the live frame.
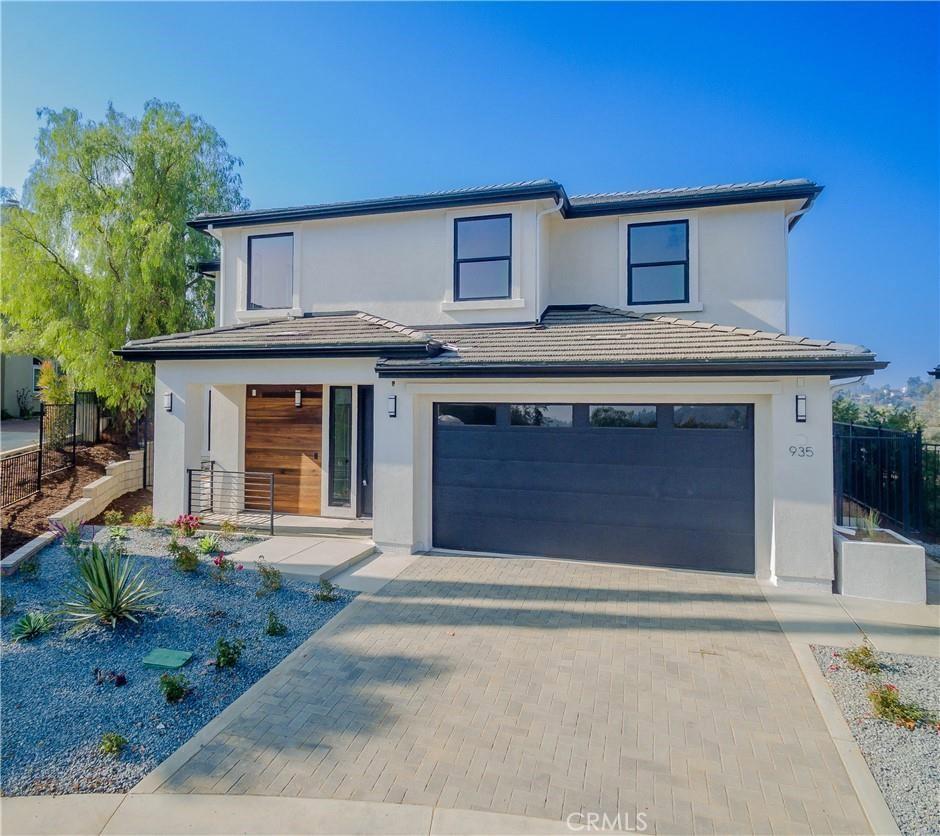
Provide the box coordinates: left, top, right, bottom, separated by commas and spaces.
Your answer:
173, 380, 375, 535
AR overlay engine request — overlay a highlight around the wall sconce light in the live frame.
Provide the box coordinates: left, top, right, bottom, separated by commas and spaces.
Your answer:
795, 394, 807, 423
294, 389, 302, 408
251, 388, 257, 397
387, 394, 397, 418
163, 391, 173, 412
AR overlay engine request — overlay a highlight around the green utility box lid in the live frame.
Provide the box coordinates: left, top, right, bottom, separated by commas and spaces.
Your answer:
142, 648, 193, 669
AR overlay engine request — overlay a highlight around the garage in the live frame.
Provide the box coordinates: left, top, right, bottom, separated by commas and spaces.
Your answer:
432, 402, 755, 573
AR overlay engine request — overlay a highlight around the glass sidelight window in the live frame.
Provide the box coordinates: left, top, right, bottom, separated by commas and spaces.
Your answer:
329, 387, 353, 506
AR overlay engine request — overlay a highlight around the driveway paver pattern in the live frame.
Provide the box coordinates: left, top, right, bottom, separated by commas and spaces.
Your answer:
154, 556, 870, 834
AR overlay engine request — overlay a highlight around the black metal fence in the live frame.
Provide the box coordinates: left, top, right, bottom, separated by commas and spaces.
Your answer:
834, 422, 939, 539
131, 403, 154, 489
187, 464, 275, 534
1, 391, 100, 508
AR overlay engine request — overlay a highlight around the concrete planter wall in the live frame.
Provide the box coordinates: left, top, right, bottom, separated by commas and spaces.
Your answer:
833, 526, 926, 604
48, 449, 144, 528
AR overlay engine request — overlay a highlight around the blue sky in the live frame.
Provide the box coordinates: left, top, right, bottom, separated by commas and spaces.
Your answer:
3, 2, 937, 385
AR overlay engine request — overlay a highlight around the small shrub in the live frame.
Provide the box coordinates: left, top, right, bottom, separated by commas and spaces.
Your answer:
103, 510, 125, 527
868, 683, 927, 729
130, 509, 155, 528
172, 514, 201, 538
196, 533, 221, 555
99, 732, 128, 756
17, 554, 40, 580
159, 672, 190, 703
210, 553, 243, 582
10, 611, 55, 642
219, 518, 239, 536
107, 525, 128, 544
50, 519, 84, 556
1, 592, 16, 617
264, 610, 287, 636
857, 508, 881, 540
214, 637, 245, 670
313, 578, 338, 602
60, 544, 161, 628
256, 557, 282, 596
843, 641, 880, 675
168, 539, 199, 573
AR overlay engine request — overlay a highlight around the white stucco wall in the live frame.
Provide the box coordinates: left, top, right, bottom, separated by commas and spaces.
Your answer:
546, 202, 792, 332
210, 198, 800, 334
1, 354, 39, 417
154, 359, 836, 591
215, 201, 541, 328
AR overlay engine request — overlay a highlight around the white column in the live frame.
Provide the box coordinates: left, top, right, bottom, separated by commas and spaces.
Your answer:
770, 376, 835, 592
371, 380, 415, 549
152, 363, 204, 522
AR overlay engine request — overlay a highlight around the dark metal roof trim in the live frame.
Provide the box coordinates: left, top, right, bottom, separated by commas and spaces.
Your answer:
375, 358, 887, 381
189, 182, 567, 231
189, 180, 822, 232
566, 184, 824, 226
116, 342, 441, 362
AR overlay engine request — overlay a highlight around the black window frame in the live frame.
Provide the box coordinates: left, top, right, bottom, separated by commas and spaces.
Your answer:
627, 219, 689, 306
453, 214, 512, 302
247, 232, 294, 311
328, 386, 353, 507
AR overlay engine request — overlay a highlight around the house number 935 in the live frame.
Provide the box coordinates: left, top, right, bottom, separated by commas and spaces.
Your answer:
789, 445, 815, 458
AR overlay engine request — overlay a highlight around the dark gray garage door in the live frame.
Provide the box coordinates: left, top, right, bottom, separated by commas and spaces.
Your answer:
432, 402, 755, 573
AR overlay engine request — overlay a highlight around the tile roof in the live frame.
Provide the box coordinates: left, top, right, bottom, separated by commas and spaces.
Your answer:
375, 306, 881, 376
116, 311, 435, 359
117, 305, 884, 378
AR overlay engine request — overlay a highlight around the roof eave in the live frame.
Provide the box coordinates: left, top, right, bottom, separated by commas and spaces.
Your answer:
375, 358, 887, 380
567, 184, 824, 220
115, 343, 434, 362
188, 183, 569, 231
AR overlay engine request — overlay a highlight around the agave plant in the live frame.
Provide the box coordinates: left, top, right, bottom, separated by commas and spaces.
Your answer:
60, 544, 161, 628
10, 611, 55, 642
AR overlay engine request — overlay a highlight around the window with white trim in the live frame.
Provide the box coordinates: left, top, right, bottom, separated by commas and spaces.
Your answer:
627, 220, 689, 305
247, 233, 293, 310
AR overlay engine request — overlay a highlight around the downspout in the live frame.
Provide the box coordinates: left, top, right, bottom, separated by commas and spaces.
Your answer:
535, 198, 564, 320
783, 207, 809, 335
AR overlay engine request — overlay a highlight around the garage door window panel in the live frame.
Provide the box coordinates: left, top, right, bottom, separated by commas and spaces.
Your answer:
510, 404, 573, 427
673, 405, 748, 429
436, 403, 498, 426
589, 405, 657, 428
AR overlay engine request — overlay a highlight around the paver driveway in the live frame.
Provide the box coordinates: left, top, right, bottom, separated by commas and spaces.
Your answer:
153, 556, 869, 834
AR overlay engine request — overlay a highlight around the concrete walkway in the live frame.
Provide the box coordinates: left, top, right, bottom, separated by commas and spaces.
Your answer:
1, 793, 578, 835
233, 535, 376, 581
132, 556, 870, 835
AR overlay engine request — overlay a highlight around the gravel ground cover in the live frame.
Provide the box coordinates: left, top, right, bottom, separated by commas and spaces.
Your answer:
91, 524, 267, 557
0, 535, 355, 796
813, 644, 940, 835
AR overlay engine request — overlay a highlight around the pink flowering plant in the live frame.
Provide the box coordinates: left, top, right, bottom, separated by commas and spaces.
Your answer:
210, 552, 244, 582
172, 514, 201, 538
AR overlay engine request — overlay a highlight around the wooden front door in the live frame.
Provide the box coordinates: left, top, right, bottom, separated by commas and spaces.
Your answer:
245, 385, 322, 515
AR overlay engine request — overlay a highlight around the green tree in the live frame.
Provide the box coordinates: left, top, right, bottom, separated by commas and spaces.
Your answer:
1, 101, 246, 422
832, 395, 861, 424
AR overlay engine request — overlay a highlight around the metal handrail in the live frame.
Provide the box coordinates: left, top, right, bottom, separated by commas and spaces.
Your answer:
186, 467, 275, 534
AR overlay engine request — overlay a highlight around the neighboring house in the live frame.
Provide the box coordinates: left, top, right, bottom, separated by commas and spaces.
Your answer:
0, 353, 41, 418
118, 178, 885, 592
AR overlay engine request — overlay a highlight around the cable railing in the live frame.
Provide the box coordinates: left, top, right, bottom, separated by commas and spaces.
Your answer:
186, 464, 275, 535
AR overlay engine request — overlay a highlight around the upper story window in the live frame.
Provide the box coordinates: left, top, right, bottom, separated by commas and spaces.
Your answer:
628, 220, 689, 305
248, 233, 293, 310
454, 214, 511, 300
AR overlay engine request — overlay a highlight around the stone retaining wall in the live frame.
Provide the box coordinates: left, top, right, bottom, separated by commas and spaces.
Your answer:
48, 449, 144, 527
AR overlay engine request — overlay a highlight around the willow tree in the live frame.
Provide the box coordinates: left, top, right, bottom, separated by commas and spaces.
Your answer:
1, 100, 247, 421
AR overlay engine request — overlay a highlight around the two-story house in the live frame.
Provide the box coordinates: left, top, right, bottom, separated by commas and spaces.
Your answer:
118, 178, 885, 592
